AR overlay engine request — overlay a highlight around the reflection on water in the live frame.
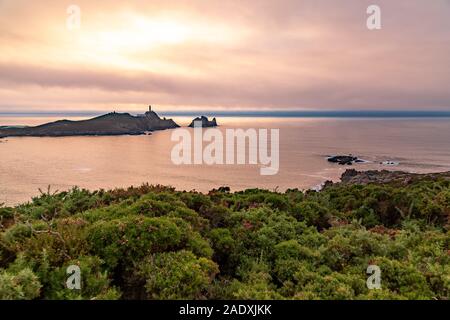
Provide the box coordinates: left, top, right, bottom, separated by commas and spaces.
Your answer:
1, 116, 450, 205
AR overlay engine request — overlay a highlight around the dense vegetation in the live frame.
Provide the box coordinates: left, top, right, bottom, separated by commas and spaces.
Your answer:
0, 177, 448, 300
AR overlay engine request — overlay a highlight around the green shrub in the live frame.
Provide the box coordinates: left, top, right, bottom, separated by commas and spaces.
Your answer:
0, 268, 41, 300
86, 216, 184, 268
291, 201, 331, 229
136, 250, 218, 299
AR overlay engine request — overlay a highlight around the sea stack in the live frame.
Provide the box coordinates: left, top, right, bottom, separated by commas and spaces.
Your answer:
188, 116, 218, 128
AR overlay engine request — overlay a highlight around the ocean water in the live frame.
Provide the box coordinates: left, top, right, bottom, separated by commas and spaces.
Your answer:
1, 116, 450, 205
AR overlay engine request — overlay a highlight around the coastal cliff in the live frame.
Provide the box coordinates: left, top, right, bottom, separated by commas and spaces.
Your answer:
0, 107, 179, 137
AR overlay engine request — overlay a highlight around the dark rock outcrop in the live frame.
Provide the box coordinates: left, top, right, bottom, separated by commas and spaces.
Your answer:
339, 169, 450, 186
188, 116, 217, 128
327, 155, 365, 165
328, 155, 357, 165
0, 107, 179, 138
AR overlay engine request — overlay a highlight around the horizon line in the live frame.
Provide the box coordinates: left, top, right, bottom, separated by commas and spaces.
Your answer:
2, 110, 450, 118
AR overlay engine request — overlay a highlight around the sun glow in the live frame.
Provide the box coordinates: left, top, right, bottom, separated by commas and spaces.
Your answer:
65, 14, 238, 71
80, 18, 191, 54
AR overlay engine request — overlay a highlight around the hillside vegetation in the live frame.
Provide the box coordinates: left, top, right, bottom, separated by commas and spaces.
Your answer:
0, 177, 449, 300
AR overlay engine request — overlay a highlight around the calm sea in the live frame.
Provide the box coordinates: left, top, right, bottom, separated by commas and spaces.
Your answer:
1, 115, 450, 205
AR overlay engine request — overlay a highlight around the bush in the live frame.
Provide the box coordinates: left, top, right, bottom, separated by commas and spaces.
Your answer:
136, 250, 218, 299
0, 268, 41, 300
86, 216, 184, 268
291, 201, 331, 230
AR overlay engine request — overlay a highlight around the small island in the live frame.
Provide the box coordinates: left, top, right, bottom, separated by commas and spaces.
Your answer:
188, 116, 218, 128
0, 106, 179, 138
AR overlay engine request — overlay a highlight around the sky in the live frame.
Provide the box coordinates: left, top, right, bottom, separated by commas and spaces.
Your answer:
0, 0, 449, 113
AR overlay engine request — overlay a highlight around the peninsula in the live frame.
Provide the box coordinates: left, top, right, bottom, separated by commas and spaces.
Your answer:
0, 106, 179, 138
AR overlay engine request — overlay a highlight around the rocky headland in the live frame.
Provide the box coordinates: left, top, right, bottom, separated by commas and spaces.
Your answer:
0, 106, 179, 138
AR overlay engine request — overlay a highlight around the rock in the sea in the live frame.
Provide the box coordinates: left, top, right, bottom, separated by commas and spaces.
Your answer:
381, 161, 400, 166
327, 155, 358, 165
188, 116, 218, 128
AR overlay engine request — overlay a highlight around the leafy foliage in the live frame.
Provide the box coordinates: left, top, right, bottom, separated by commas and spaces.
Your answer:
0, 178, 448, 299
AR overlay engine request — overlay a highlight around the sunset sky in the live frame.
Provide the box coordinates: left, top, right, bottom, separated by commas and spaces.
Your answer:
0, 0, 449, 112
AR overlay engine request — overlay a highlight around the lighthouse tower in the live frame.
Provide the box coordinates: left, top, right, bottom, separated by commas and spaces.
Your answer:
144, 105, 159, 120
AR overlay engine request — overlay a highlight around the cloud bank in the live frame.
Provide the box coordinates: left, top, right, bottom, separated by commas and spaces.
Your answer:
0, 0, 449, 111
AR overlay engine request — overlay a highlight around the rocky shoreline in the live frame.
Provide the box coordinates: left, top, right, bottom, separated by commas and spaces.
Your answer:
324, 169, 450, 188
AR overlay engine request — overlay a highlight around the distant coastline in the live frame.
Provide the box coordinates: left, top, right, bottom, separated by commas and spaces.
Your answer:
162, 110, 450, 118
